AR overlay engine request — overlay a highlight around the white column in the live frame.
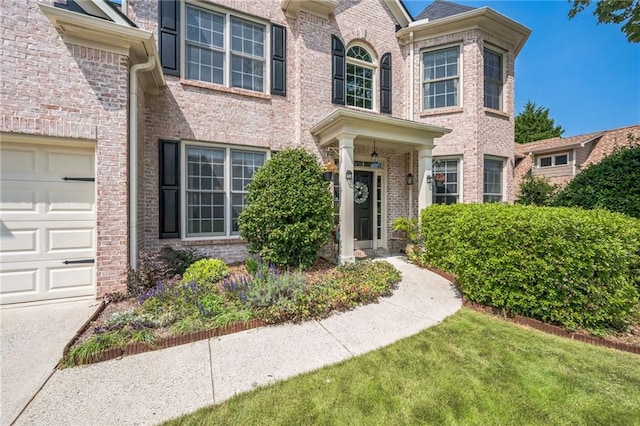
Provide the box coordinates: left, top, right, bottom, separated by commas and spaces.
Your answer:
338, 134, 356, 263
417, 144, 433, 216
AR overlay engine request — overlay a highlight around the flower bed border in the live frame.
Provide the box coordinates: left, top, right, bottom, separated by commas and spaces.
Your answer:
60, 301, 266, 367
422, 265, 640, 356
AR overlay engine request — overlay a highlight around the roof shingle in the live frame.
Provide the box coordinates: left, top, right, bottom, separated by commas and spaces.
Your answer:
415, 0, 476, 21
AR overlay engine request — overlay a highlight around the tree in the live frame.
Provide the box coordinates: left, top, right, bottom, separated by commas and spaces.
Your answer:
569, 0, 640, 43
238, 149, 333, 268
515, 101, 564, 143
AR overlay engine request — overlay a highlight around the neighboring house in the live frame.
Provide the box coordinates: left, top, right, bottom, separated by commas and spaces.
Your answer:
0, 0, 530, 304
514, 124, 640, 191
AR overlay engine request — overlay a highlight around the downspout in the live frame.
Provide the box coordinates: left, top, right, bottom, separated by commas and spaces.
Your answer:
129, 56, 157, 269
409, 31, 414, 120
408, 151, 413, 219
408, 32, 415, 218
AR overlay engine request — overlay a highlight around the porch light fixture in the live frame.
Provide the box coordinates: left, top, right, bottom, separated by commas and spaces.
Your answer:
406, 173, 413, 185
345, 170, 353, 181
371, 140, 379, 165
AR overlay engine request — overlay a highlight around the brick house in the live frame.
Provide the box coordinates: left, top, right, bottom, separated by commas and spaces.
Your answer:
514, 124, 640, 190
0, 0, 530, 304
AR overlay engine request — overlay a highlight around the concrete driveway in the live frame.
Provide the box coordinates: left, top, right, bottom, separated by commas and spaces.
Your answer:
1, 298, 98, 426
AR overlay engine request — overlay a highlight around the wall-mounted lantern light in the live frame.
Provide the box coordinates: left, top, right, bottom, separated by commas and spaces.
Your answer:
345, 170, 353, 181
406, 173, 414, 186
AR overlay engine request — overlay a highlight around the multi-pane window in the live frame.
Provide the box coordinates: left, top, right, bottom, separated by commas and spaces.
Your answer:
538, 153, 569, 167
484, 48, 503, 110
483, 158, 503, 203
231, 151, 265, 233
432, 159, 459, 205
186, 146, 265, 238
346, 46, 374, 109
185, 5, 265, 92
423, 46, 459, 109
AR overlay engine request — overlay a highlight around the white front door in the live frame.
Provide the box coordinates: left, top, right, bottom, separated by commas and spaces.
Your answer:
0, 142, 96, 304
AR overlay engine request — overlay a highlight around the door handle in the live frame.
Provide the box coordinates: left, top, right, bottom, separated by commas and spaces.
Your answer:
63, 259, 95, 265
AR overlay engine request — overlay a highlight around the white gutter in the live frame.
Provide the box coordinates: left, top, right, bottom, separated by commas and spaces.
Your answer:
129, 56, 157, 269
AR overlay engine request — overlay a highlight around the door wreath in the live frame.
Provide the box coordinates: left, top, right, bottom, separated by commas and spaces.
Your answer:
354, 181, 369, 204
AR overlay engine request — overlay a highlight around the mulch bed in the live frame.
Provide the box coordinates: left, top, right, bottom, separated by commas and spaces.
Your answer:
63, 258, 337, 367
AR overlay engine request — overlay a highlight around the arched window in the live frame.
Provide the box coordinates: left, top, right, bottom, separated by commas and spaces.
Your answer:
346, 45, 375, 110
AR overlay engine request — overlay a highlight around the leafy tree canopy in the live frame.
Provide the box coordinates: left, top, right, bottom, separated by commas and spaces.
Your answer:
515, 101, 564, 143
569, 0, 640, 43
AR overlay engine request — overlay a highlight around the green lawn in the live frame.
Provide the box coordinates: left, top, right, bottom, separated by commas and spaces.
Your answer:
166, 309, 640, 425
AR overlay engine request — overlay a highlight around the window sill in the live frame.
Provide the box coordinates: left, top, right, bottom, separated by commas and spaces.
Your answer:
420, 107, 463, 117
483, 108, 510, 120
180, 79, 273, 101
181, 236, 247, 246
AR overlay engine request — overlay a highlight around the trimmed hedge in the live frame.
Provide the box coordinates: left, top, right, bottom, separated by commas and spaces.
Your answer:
417, 204, 640, 332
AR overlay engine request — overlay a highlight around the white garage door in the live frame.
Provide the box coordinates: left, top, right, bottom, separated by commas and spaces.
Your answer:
0, 142, 96, 304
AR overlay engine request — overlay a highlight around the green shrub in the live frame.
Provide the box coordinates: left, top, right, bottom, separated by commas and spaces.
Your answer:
417, 204, 640, 332
553, 145, 640, 218
128, 246, 204, 295
238, 148, 333, 268
245, 257, 259, 275
180, 258, 229, 287
516, 174, 558, 206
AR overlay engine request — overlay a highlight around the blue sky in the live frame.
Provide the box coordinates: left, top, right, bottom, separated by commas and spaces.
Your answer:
402, 0, 640, 137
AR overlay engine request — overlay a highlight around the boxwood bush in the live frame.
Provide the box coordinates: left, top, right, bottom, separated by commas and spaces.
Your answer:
416, 204, 640, 332
238, 149, 333, 268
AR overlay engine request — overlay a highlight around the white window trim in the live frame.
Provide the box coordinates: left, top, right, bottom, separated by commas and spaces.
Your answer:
345, 42, 378, 112
432, 156, 463, 204
421, 43, 464, 111
182, 1, 271, 94
180, 140, 270, 241
537, 152, 570, 168
483, 155, 505, 203
483, 44, 505, 112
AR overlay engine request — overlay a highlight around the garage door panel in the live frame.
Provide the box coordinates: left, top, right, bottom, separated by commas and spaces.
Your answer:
0, 268, 39, 296
48, 227, 94, 252
48, 264, 95, 292
0, 146, 38, 178
47, 186, 94, 213
1, 221, 94, 262
48, 150, 94, 178
0, 188, 38, 213
0, 227, 38, 255
1, 181, 94, 221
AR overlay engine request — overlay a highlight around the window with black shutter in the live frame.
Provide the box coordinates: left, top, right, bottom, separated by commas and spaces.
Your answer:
271, 24, 287, 96
158, 0, 180, 76
380, 52, 392, 113
331, 35, 345, 105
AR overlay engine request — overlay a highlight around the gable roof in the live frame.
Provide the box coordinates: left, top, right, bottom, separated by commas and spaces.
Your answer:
514, 132, 603, 156
415, 0, 476, 21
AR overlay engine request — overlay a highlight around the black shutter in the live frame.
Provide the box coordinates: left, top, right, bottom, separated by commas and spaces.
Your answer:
159, 140, 180, 239
380, 52, 392, 114
159, 0, 180, 76
271, 24, 287, 96
331, 35, 345, 105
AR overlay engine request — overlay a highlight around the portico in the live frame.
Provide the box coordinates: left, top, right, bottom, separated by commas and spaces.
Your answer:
311, 108, 451, 263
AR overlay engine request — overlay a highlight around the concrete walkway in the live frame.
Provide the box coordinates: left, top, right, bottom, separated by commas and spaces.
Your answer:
3, 257, 461, 426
